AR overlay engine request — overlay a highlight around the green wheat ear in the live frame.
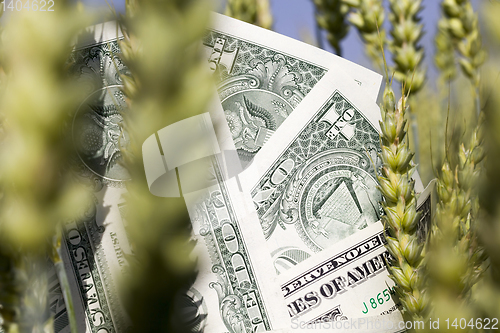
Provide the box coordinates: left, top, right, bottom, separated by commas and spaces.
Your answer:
312, 0, 350, 55
225, 0, 273, 29
439, 0, 485, 88
0, 2, 93, 332
437, 0, 485, 116
388, 0, 426, 96
435, 21, 457, 82
425, 0, 487, 323
375, 33, 428, 325
427, 124, 487, 323
117, 0, 213, 331
378, 86, 428, 324
346, 0, 386, 70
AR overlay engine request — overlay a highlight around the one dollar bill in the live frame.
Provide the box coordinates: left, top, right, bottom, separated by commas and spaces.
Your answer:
64, 19, 293, 333
241, 67, 425, 274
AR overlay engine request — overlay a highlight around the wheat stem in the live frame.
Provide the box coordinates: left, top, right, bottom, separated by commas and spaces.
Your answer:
118, 0, 212, 331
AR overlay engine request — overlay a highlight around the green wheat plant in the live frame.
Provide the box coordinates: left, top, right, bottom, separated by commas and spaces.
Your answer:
377, 81, 428, 325
474, 73, 500, 326
0, 3, 92, 332
0, 1, 499, 332
324, 0, 426, 165
225, 0, 273, 29
426, 125, 486, 325
346, 0, 386, 70
467, 1, 500, 323
117, 0, 214, 331
435, 23, 458, 82
387, 0, 425, 95
425, 1, 488, 325
438, 0, 485, 93
312, 0, 350, 55
434, 0, 486, 159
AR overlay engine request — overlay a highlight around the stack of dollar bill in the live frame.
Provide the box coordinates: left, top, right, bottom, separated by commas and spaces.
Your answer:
52, 14, 434, 333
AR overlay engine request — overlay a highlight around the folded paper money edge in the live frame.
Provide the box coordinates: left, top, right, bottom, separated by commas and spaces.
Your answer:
240, 67, 423, 195
64, 16, 397, 333
209, 12, 383, 101
143, 112, 254, 197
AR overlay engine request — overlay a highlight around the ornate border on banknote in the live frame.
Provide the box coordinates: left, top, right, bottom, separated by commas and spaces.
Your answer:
63, 208, 119, 333
307, 306, 347, 325
192, 156, 274, 332
203, 31, 326, 95
60, 30, 133, 333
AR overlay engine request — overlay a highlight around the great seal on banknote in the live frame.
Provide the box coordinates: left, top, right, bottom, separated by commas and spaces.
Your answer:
252, 91, 383, 255
72, 85, 130, 185
285, 150, 381, 252
203, 31, 327, 163
69, 41, 131, 187
219, 54, 304, 161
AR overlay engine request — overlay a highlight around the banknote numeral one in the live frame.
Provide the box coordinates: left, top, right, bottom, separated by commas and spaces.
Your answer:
325, 108, 356, 141
206, 37, 238, 73
208, 37, 225, 71
252, 159, 295, 207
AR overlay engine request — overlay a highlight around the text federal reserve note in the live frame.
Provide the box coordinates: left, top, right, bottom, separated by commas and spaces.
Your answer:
277, 183, 432, 327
